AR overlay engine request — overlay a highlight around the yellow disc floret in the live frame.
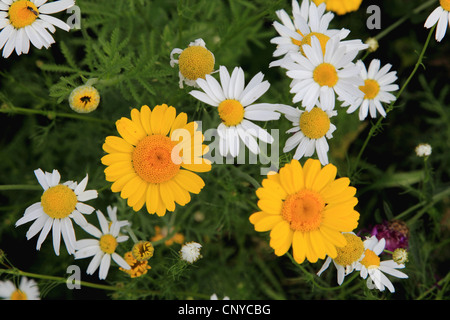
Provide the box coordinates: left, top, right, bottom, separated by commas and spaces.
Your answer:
69, 85, 101, 113
178, 45, 215, 80
132, 135, 181, 184
99, 234, 118, 254
334, 233, 364, 266
281, 190, 325, 232
300, 32, 330, 55
359, 79, 380, 100
440, 0, 450, 11
313, 63, 338, 87
8, 0, 39, 29
218, 99, 245, 127
10, 289, 28, 300
41, 185, 77, 219
120, 251, 151, 278
360, 249, 380, 269
299, 107, 330, 139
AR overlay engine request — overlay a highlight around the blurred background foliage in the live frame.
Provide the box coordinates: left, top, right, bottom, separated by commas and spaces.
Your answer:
0, 0, 449, 300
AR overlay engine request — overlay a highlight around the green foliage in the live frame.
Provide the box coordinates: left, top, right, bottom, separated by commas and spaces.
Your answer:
0, 0, 449, 301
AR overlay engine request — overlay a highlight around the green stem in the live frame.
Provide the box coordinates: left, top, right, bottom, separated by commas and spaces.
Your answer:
0, 106, 111, 125
353, 24, 436, 173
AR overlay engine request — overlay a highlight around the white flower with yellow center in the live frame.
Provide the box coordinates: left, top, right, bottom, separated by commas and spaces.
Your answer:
0, 277, 40, 300
284, 36, 364, 111
270, 0, 367, 68
189, 66, 281, 157
74, 209, 130, 280
279, 103, 336, 165
170, 38, 215, 88
0, 0, 75, 58
15, 168, 98, 256
317, 232, 365, 285
424, 0, 450, 42
343, 59, 399, 120
355, 236, 408, 293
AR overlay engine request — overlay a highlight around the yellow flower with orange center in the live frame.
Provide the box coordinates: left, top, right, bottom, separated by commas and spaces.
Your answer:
312, 0, 363, 15
249, 158, 360, 264
101, 104, 211, 216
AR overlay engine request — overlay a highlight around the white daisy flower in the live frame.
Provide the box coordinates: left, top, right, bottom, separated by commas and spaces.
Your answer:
15, 168, 98, 256
0, 0, 75, 58
283, 36, 364, 111
104, 205, 130, 229
74, 209, 130, 280
424, 1, 450, 42
279, 103, 336, 165
170, 38, 215, 88
189, 65, 281, 157
317, 232, 364, 285
270, 0, 367, 68
0, 277, 40, 300
180, 241, 202, 264
356, 235, 408, 293
343, 59, 399, 120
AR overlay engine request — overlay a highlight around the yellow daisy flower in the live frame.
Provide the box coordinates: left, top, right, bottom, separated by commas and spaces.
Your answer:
312, 0, 362, 15
101, 104, 211, 216
249, 158, 360, 264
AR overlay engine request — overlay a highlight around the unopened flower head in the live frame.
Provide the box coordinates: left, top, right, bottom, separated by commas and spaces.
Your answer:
0, 0, 75, 58
415, 143, 432, 157
424, 1, 450, 42
365, 37, 379, 53
15, 168, 98, 256
170, 38, 215, 88
0, 277, 40, 300
69, 85, 100, 113
132, 240, 154, 261
180, 241, 202, 264
120, 251, 151, 278
393, 248, 409, 265
249, 158, 360, 264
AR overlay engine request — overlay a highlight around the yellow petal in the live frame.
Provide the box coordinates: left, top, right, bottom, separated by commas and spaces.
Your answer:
101, 152, 132, 166
140, 105, 152, 135
304, 158, 321, 189
321, 177, 350, 201
120, 175, 143, 199
290, 159, 305, 193
170, 112, 188, 136
257, 199, 282, 215
311, 163, 337, 192
104, 136, 134, 153
166, 179, 191, 206
127, 178, 147, 209
261, 178, 287, 200
116, 117, 144, 146
174, 170, 205, 194
269, 221, 293, 256
161, 106, 177, 136
145, 183, 159, 214
292, 231, 306, 264
309, 230, 327, 260
150, 104, 168, 135
254, 214, 283, 232
104, 161, 135, 181
160, 181, 176, 212
111, 172, 137, 193
279, 163, 295, 194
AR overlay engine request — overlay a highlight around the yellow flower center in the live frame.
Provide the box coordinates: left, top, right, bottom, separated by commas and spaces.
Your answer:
299, 107, 330, 139
41, 185, 78, 219
69, 85, 101, 113
313, 63, 338, 87
132, 241, 154, 261
8, 0, 39, 29
99, 234, 118, 254
440, 0, 450, 11
178, 45, 215, 80
132, 135, 181, 184
334, 233, 364, 266
300, 32, 330, 55
360, 249, 380, 269
10, 289, 28, 300
359, 79, 380, 100
281, 190, 325, 232
218, 99, 245, 127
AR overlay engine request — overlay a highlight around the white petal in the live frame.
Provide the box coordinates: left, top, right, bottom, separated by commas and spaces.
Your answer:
38, 0, 75, 14
36, 217, 53, 250
99, 254, 111, 280
52, 219, 61, 255
112, 253, 131, 270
